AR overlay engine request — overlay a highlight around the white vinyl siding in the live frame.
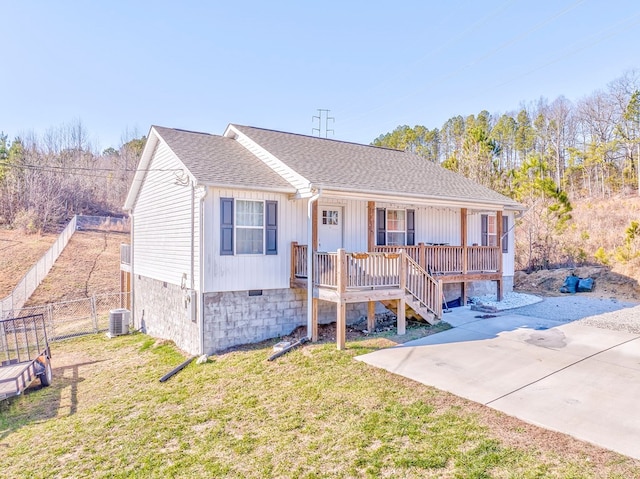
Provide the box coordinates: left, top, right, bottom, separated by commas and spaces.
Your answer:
132, 141, 200, 289
204, 189, 306, 292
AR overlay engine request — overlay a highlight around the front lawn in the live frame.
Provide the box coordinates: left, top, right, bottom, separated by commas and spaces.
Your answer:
0, 333, 637, 478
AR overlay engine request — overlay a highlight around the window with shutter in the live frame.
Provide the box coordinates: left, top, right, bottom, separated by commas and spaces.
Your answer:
376, 208, 415, 246
481, 214, 497, 247
220, 198, 278, 255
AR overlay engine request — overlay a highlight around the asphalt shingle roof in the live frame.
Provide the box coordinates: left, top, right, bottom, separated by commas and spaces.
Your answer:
231, 125, 521, 207
153, 126, 294, 191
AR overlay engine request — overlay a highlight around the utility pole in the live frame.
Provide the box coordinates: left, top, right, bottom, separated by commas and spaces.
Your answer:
312, 109, 334, 138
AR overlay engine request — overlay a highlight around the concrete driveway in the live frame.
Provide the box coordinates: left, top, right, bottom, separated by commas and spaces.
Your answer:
356, 305, 640, 459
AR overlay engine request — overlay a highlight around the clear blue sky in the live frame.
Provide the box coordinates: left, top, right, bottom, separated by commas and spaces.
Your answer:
3, 0, 639, 151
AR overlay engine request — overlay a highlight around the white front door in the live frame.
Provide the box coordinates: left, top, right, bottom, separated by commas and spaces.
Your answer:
318, 206, 343, 252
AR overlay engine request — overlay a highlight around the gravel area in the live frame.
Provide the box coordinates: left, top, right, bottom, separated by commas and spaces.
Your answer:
472, 292, 640, 335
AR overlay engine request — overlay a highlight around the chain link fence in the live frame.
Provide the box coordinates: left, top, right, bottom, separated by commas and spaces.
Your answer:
5, 293, 130, 342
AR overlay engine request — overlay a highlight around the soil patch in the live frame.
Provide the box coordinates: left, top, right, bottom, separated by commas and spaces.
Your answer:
515, 266, 640, 302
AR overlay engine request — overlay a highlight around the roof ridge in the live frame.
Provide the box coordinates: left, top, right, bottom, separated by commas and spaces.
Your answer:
152, 125, 218, 138
231, 124, 404, 153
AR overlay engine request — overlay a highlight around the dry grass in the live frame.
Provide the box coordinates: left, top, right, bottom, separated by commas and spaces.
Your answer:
1, 333, 638, 478
0, 229, 56, 297
25, 230, 127, 305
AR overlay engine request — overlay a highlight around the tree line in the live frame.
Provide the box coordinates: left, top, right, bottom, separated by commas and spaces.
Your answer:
0, 121, 144, 233
373, 70, 640, 270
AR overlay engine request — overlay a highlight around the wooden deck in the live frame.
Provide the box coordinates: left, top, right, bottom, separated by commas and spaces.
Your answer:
292, 242, 504, 305
291, 247, 444, 349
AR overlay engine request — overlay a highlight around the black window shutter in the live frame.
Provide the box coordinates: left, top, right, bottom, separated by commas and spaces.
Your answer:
220, 198, 234, 255
481, 214, 488, 247
502, 215, 509, 253
265, 200, 278, 255
376, 208, 386, 246
406, 209, 415, 246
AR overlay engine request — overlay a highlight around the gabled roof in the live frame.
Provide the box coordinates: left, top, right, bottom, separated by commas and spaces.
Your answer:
229, 125, 522, 209
126, 123, 523, 212
152, 126, 294, 191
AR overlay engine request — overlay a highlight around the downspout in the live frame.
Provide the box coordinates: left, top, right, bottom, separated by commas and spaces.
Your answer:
306, 189, 321, 339
198, 186, 208, 355
129, 211, 135, 327
191, 181, 195, 291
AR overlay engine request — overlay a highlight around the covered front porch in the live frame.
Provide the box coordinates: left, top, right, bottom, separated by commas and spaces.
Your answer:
291, 202, 505, 349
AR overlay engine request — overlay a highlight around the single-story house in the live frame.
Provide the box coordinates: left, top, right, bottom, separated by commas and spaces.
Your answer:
122, 124, 524, 355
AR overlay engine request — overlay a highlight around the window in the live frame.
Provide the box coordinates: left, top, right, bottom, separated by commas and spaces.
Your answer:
376, 208, 415, 246
481, 214, 505, 249
220, 198, 277, 255
322, 209, 339, 225
386, 210, 406, 246
236, 200, 264, 254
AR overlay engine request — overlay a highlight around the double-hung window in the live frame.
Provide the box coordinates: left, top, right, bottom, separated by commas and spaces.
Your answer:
236, 200, 264, 254
481, 214, 508, 252
386, 210, 406, 246
376, 208, 415, 246
220, 198, 278, 255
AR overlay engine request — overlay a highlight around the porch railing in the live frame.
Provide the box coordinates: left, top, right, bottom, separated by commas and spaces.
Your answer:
291, 242, 307, 279
120, 244, 131, 266
466, 246, 500, 272
374, 243, 498, 274
405, 254, 442, 318
292, 242, 500, 281
309, 249, 441, 317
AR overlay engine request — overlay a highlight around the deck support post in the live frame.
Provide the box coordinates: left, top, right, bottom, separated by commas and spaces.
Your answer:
367, 301, 376, 333
337, 302, 346, 350
312, 298, 318, 342
397, 251, 406, 335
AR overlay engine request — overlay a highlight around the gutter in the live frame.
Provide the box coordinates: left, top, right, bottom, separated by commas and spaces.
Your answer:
306, 189, 321, 339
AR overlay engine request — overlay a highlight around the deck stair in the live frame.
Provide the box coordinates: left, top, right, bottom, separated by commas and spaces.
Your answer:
381, 294, 437, 324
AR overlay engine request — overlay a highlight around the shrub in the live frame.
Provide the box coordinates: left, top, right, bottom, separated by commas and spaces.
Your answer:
12, 209, 42, 234
594, 246, 609, 265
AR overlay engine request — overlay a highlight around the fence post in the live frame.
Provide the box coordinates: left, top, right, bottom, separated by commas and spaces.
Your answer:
47, 303, 55, 339
91, 295, 98, 333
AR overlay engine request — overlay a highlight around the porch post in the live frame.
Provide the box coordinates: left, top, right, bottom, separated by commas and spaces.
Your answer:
367, 201, 376, 332
496, 210, 503, 301
367, 201, 375, 252
460, 208, 468, 305
336, 248, 347, 350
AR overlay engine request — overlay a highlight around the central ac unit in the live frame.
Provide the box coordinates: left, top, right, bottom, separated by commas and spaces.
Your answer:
109, 308, 130, 337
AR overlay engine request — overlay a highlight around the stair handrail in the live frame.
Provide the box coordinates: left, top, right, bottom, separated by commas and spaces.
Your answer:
403, 252, 442, 318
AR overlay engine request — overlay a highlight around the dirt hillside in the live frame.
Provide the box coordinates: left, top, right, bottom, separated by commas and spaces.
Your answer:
0, 229, 56, 297
24, 231, 127, 306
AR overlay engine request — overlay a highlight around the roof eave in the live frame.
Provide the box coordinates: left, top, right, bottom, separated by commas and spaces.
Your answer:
316, 186, 524, 210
